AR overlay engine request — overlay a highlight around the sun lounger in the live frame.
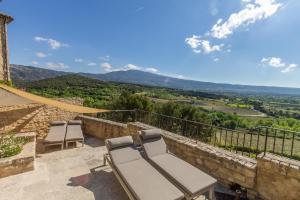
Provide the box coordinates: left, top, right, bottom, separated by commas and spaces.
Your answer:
65, 120, 84, 148
139, 129, 217, 200
44, 121, 67, 150
103, 136, 184, 200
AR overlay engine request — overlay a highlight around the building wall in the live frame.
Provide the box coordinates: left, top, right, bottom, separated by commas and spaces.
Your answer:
0, 18, 5, 81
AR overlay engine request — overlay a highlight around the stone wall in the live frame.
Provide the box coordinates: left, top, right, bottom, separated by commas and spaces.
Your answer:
77, 115, 128, 140
127, 122, 257, 199
0, 98, 82, 138
79, 116, 300, 200
0, 132, 36, 178
256, 153, 300, 200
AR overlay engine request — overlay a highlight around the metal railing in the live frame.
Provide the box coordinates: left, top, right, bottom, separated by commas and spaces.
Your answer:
95, 110, 300, 160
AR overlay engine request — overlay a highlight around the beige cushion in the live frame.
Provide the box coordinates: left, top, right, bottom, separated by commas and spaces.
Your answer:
116, 159, 184, 200
150, 153, 217, 196
110, 146, 142, 165
106, 136, 134, 150
65, 125, 84, 141
68, 120, 82, 125
44, 124, 67, 143
50, 121, 66, 126
141, 129, 162, 140
142, 136, 167, 157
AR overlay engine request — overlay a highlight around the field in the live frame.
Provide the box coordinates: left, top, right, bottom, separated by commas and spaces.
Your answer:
193, 99, 265, 117
213, 128, 300, 159
150, 97, 266, 117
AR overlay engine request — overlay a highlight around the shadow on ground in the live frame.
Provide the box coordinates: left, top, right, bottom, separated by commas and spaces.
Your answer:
67, 166, 128, 200
37, 135, 105, 154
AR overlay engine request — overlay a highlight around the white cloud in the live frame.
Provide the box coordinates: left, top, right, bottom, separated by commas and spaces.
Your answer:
185, 35, 201, 50
242, 0, 252, 3
145, 67, 159, 73
211, 0, 282, 39
124, 64, 141, 70
261, 57, 285, 68
36, 52, 49, 58
75, 58, 84, 63
46, 62, 69, 70
34, 36, 70, 49
261, 57, 297, 73
281, 64, 297, 73
88, 62, 97, 66
99, 55, 110, 62
176, 75, 185, 79
100, 62, 159, 73
185, 36, 223, 54
32, 61, 38, 65
101, 62, 113, 72
213, 58, 220, 62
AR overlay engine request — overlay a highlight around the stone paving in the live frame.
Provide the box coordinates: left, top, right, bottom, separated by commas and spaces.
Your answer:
0, 136, 128, 200
0, 136, 217, 200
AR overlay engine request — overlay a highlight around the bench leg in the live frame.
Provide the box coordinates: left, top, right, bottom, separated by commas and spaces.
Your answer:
208, 186, 215, 200
61, 144, 64, 150
103, 154, 107, 166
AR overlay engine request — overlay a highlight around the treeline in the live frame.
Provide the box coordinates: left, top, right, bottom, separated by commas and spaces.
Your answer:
23, 74, 300, 132
108, 92, 300, 131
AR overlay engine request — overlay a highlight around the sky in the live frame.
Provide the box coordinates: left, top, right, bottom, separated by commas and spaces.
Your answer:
1, 0, 300, 88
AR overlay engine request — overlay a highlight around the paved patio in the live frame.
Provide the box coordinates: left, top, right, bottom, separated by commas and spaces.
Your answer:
0, 136, 128, 200
0, 136, 234, 200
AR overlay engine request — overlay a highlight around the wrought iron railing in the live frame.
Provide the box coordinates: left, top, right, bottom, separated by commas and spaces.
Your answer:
94, 110, 300, 160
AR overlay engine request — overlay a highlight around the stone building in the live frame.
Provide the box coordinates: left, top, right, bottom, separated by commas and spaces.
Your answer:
0, 13, 13, 82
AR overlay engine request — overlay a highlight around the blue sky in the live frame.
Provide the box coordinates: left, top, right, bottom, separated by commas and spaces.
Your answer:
2, 0, 300, 87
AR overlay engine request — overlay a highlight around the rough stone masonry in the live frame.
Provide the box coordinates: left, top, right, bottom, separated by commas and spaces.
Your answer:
0, 13, 13, 82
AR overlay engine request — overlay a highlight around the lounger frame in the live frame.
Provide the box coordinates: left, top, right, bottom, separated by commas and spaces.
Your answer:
65, 121, 85, 148
44, 142, 64, 150
138, 131, 216, 200
65, 138, 84, 148
103, 147, 136, 200
44, 126, 66, 151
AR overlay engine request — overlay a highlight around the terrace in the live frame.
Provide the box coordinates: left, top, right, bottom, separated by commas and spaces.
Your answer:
1, 6, 299, 200
1, 108, 300, 200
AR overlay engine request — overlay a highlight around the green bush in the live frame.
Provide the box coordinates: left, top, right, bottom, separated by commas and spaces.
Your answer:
0, 80, 13, 86
0, 134, 29, 158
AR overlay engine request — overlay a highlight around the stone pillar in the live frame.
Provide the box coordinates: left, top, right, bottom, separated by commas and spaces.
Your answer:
0, 13, 13, 82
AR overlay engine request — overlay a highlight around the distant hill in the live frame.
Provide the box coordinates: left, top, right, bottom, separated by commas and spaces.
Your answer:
83, 70, 300, 96
11, 64, 69, 82
24, 74, 106, 89
10, 64, 300, 96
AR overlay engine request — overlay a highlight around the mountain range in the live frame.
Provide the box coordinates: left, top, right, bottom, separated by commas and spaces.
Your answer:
10, 64, 300, 96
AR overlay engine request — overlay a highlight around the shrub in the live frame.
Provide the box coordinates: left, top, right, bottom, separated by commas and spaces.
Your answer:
0, 134, 29, 158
